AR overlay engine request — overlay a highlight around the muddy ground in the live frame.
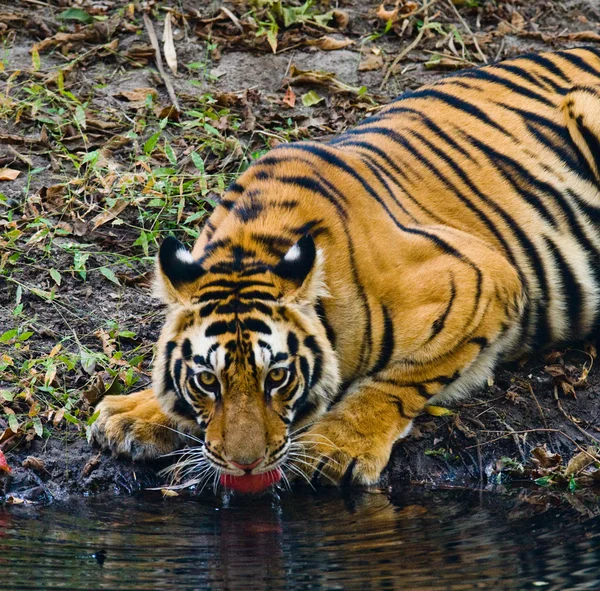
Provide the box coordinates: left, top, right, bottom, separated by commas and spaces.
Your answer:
1, 0, 600, 502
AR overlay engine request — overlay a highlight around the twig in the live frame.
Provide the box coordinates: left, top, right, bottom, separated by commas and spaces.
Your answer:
143, 13, 180, 111
380, 11, 432, 89
554, 385, 600, 444
220, 7, 244, 35
466, 428, 599, 463
527, 381, 548, 430
445, 0, 487, 64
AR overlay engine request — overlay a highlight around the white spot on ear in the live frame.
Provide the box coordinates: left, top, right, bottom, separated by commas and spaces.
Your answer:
176, 249, 195, 264
284, 243, 301, 262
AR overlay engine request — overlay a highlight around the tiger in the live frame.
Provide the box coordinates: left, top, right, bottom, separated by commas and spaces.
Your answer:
91, 46, 600, 491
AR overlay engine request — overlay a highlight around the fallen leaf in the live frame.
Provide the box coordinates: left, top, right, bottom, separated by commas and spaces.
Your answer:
287, 64, 366, 96
565, 449, 597, 477
58, 8, 93, 24
82, 453, 102, 477
425, 405, 454, 417
161, 488, 179, 497
117, 87, 158, 102
331, 9, 349, 30
0, 449, 11, 473
309, 36, 353, 51
163, 12, 178, 75
22, 456, 46, 473
302, 90, 323, 107
531, 446, 562, 470
283, 86, 296, 108
358, 53, 384, 71
0, 168, 20, 181
90, 199, 128, 230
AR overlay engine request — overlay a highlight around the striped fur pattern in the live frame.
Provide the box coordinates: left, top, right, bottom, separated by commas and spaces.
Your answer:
92, 47, 600, 487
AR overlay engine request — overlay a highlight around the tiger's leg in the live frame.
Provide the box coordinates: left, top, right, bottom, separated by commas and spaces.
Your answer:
91, 389, 200, 460
296, 249, 524, 486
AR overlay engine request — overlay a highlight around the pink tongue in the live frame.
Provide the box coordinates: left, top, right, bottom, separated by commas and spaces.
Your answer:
220, 469, 282, 493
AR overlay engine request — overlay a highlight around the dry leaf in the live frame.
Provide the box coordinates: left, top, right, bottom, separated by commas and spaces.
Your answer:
163, 12, 178, 75
425, 405, 454, 417
0, 168, 21, 181
117, 87, 158, 102
309, 36, 353, 51
22, 456, 46, 472
331, 9, 349, 30
511, 11, 525, 31
161, 488, 179, 497
287, 64, 364, 95
0, 449, 11, 474
564, 449, 597, 477
90, 198, 128, 230
358, 53, 384, 71
283, 86, 296, 108
531, 446, 562, 470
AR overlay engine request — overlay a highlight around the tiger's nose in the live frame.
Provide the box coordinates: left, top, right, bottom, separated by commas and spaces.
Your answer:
230, 457, 264, 472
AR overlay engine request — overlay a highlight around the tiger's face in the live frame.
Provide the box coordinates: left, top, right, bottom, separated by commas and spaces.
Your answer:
153, 233, 340, 479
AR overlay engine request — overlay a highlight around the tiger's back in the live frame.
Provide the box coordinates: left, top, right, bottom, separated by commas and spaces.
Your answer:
328, 46, 600, 352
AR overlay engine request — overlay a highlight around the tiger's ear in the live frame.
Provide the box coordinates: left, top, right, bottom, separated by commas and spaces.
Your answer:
154, 236, 205, 304
272, 234, 327, 304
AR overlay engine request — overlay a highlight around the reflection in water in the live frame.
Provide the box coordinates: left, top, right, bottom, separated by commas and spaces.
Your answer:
1, 487, 599, 590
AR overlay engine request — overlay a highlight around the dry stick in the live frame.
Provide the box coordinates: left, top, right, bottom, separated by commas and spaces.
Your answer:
143, 13, 180, 111
445, 0, 488, 64
380, 13, 431, 89
554, 385, 600, 444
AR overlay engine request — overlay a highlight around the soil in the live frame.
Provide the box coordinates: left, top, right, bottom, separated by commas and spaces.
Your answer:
1, 0, 600, 502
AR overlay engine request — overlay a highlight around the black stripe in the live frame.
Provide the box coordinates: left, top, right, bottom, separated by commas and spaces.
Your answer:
287, 332, 299, 355
205, 320, 237, 337
226, 181, 245, 194
275, 175, 348, 218
557, 50, 600, 77
181, 338, 192, 360
304, 335, 323, 387
202, 278, 274, 290
386, 88, 515, 138
242, 318, 272, 335
285, 143, 468, 260
315, 300, 336, 347
427, 274, 456, 343
575, 114, 600, 180
340, 142, 445, 223
499, 63, 564, 92
516, 53, 571, 84
543, 236, 584, 338
461, 68, 555, 107
250, 233, 295, 258
368, 305, 394, 376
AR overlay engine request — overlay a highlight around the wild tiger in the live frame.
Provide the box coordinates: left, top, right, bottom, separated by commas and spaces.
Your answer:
92, 46, 600, 492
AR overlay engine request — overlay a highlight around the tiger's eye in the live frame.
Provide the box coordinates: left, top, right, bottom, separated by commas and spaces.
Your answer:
199, 372, 216, 387
267, 367, 287, 384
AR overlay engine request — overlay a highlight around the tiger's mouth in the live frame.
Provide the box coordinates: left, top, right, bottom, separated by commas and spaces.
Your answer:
160, 434, 317, 494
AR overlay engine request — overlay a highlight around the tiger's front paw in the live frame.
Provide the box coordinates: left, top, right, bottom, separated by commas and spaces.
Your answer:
293, 416, 392, 487
90, 389, 187, 461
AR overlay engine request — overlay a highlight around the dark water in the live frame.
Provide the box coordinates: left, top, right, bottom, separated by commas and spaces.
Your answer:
1, 487, 599, 590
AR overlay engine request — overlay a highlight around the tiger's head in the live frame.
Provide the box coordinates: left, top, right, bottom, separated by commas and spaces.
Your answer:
153, 232, 340, 482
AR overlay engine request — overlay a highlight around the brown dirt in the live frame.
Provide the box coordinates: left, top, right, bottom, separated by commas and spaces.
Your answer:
1, 0, 600, 501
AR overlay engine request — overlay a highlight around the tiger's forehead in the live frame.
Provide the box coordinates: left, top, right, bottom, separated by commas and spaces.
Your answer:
179, 312, 291, 371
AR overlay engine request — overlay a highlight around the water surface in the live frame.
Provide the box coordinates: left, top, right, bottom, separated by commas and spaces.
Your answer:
1, 487, 599, 590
